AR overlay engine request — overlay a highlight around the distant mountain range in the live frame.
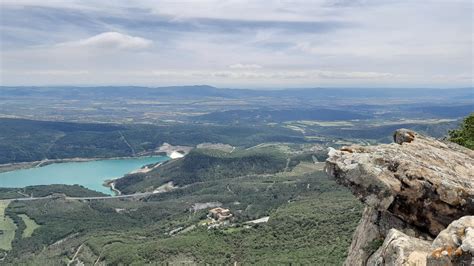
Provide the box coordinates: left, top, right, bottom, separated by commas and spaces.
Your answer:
1, 85, 472, 101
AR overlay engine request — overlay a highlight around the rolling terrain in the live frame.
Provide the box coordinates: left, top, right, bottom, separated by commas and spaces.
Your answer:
0, 86, 472, 123
0, 147, 362, 264
0, 118, 304, 164
0, 86, 471, 264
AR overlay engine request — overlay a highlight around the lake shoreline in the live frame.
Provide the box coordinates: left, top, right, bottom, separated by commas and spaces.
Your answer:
0, 156, 170, 195
0, 154, 168, 174
103, 178, 122, 196
0, 142, 193, 174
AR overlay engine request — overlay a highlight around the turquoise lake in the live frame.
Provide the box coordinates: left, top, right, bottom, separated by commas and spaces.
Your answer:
0, 156, 169, 195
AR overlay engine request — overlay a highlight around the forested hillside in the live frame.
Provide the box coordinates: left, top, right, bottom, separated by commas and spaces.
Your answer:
115, 147, 321, 194
2, 161, 362, 264
0, 118, 304, 164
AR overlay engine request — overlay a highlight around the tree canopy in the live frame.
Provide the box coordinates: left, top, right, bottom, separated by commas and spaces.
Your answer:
449, 113, 474, 149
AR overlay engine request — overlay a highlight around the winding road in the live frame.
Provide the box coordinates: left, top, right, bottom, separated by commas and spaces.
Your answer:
2, 192, 155, 202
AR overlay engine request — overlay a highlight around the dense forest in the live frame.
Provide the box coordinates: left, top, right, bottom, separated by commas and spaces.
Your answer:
115, 146, 325, 194
0, 185, 106, 199
0, 118, 304, 164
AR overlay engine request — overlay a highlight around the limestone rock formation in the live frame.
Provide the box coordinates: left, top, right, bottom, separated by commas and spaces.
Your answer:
428, 216, 474, 265
344, 207, 433, 265
326, 129, 474, 265
367, 229, 432, 266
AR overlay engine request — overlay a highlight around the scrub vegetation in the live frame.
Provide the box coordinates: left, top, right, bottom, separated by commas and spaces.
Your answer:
18, 214, 40, 238
1, 148, 362, 264
0, 201, 16, 251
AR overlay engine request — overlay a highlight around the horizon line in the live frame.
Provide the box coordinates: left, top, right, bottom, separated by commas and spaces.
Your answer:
0, 85, 472, 90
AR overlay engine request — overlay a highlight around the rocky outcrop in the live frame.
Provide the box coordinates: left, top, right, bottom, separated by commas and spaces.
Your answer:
367, 229, 432, 266
326, 129, 474, 265
344, 207, 433, 265
428, 216, 474, 265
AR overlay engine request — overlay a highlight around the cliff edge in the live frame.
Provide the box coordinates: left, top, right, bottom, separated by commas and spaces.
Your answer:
326, 129, 474, 265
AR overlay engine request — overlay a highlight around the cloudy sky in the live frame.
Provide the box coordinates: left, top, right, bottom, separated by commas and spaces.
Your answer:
0, 0, 472, 88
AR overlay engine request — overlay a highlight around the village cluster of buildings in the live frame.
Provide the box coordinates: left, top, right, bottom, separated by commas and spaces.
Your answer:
203, 207, 233, 229
208, 207, 233, 221
167, 206, 270, 234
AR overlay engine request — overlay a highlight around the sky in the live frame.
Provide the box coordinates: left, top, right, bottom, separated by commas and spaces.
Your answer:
0, 0, 472, 88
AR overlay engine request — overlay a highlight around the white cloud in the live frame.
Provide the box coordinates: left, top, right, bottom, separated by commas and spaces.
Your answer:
23, 70, 89, 75
0, 1, 472, 87
125, 69, 397, 80
228, 64, 263, 69
57, 32, 152, 50
150, 0, 328, 22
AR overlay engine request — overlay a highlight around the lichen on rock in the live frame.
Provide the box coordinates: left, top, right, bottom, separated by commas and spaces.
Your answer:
428, 216, 474, 265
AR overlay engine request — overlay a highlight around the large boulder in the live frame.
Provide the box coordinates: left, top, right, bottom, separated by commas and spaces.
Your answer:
345, 207, 433, 266
326, 129, 474, 236
326, 129, 474, 265
367, 229, 431, 266
427, 216, 474, 265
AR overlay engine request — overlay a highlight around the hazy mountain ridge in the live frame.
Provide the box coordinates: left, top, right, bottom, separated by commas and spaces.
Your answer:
1, 86, 473, 101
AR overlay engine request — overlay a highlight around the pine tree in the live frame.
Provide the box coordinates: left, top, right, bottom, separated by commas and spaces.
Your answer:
448, 113, 474, 149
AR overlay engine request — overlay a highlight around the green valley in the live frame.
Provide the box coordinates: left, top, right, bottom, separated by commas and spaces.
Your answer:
1, 147, 363, 264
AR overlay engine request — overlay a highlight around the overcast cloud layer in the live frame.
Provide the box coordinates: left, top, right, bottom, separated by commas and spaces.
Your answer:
0, 0, 472, 88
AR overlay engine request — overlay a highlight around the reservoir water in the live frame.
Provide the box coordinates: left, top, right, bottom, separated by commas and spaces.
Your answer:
0, 156, 169, 195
